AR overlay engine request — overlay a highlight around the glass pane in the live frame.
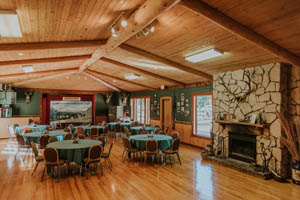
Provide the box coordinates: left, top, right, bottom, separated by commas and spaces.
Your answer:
194, 95, 212, 138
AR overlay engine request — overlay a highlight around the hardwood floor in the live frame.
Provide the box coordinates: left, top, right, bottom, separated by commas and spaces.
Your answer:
0, 139, 299, 200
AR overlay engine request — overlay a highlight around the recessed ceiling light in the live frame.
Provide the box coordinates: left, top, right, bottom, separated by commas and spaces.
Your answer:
150, 26, 155, 33
22, 66, 34, 73
18, 52, 24, 56
121, 20, 127, 27
0, 10, 22, 37
185, 49, 223, 63
112, 80, 117, 83
125, 74, 140, 80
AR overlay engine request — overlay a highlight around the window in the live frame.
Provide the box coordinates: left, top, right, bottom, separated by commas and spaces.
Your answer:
192, 93, 212, 138
130, 97, 150, 125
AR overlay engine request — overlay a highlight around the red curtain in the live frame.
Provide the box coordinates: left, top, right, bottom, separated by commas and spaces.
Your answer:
42, 94, 95, 125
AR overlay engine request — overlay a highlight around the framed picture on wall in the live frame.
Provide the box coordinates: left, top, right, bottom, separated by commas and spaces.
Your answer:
181, 102, 184, 106
185, 99, 189, 103
177, 102, 180, 107
181, 93, 184, 101
185, 103, 189, 108
181, 107, 185, 112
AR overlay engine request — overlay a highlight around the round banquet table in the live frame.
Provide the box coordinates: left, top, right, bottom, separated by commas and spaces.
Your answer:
23, 131, 67, 144
47, 139, 102, 166
15, 125, 49, 134
130, 126, 157, 135
129, 134, 172, 151
108, 122, 132, 132
72, 126, 104, 136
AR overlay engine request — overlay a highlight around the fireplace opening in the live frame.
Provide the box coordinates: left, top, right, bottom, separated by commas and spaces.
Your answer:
229, 132, 256, 163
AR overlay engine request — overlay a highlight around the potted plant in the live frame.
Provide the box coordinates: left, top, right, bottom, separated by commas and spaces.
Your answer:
277, 112, 300, 185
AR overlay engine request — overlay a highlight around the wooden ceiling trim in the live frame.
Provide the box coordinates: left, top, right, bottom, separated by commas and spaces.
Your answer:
180, 0, 300, 67
77, 0, 180, 73
0, 55, 91, 67
0, 40, 106, 52
100, 57, 185, 86
85, 69, 156, 90
81, 71, 121, 92
119, 44, 213, 80
19, 88, 106, 95
0, 68, 78, 80
12, 70, 77, 86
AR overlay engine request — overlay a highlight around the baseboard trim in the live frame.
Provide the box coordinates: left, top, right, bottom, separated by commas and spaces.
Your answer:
181, 142, 205, 150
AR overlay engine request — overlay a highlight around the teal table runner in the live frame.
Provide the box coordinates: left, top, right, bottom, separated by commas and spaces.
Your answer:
130, 126, 157, 135
47, 139, 102, 166
72, 126, 104, 136
129, 134, 172, 151
23, 131, 67, 144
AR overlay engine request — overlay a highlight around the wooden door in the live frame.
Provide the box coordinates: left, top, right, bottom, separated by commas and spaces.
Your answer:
160, 97, 172, 134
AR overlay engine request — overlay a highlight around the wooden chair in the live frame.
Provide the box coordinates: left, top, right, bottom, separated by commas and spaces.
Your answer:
23, 128, 32, 134
82, 145, 103, 179
39, 135, 50, 149
121, 138, 138, 161
171, 131, 180, 140
163, 139, 181, 167
159, 131, 166, 135
42, 147, 68, 182
96, 135, 107, 150
124, 127, 131, 138
101, 142, 113, 171
63, 133, 73, 140
154, 128, 161, 134
31, 142, 44, 176
90, 128, 99, 139
165, 127, 169, 135
115, 123, 121, 138
102, 126, 109, 135
78, 134, 86, 139
64, 127, 71, 133
144, 140, 159, 165
75, 127, 85, 136
139, 129, 148, 135
15, 132, 31, 161
48, 136, 58, 143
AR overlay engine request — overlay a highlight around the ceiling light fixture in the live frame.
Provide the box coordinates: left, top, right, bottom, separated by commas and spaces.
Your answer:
121, 20, 127, 27
18, 52, 24, 56
22, 66, 34, 73
185, 49, 223, 63
0, 10, 22, 37
125, 74, 140, 80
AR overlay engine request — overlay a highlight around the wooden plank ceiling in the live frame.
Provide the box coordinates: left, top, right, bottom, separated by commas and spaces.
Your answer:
0, 0, 299, 92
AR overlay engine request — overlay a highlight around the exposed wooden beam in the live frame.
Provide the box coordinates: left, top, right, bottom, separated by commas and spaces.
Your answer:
119, 44, 213, 80
78, 0, 180, 73
12, 70, 77, 86
86, 69, 156, 90
81, 71, 121, 92
19, 88, 107, 95
0, 68, 78, 80
180, 0, 300, 67
100, 57, 185, 86
0, 55, 91, 67
0, 40, 106, 52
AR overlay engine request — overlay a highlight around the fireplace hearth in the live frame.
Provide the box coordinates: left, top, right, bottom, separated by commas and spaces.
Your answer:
229, 132, 256, 163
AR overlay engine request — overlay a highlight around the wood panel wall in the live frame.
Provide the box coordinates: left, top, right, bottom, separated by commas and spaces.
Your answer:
151, 118, 211, 148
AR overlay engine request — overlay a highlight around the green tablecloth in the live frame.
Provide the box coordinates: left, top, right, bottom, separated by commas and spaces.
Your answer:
23, 131, 67, 144
108, 122, 132, 132
129, 134, 172, 151
47, 139, 102, 165
130, 126, 157, 135
15, 125, 49, 134
72, 126, 104, 136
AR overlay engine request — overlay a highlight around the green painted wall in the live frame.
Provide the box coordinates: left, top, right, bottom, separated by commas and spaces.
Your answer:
131, 85, 212, 122
95, 93, 118, 115
12, 88, 40, 116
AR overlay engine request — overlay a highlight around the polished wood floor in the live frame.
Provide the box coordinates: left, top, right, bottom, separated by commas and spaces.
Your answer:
0, 139, 299, 200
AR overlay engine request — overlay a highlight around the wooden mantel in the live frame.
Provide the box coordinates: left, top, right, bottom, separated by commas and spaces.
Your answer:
215, 120, 266, 129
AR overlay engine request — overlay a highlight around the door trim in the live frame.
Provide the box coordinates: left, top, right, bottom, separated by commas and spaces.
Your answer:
160, 96, 172, 133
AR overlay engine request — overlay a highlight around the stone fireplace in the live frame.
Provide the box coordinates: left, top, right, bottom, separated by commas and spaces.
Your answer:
212, 63, 290, 177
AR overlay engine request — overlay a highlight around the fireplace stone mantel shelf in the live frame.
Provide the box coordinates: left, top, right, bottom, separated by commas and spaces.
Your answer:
215, 120, 266, 129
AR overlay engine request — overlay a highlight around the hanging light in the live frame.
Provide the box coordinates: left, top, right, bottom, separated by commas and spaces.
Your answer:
150, 25, 155, 32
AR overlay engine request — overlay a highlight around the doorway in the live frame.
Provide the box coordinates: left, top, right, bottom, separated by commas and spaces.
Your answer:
160, 97, 172, 134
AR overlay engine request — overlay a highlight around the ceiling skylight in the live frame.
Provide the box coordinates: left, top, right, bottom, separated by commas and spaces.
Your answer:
185, 49, 223, 63
0, 10, 22, 38
22, 66, 34, 73
125, 74, 140, 80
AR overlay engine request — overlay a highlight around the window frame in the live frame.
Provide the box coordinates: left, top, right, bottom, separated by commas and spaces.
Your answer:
130, 96, 151, 125
191, 92, 213, 140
